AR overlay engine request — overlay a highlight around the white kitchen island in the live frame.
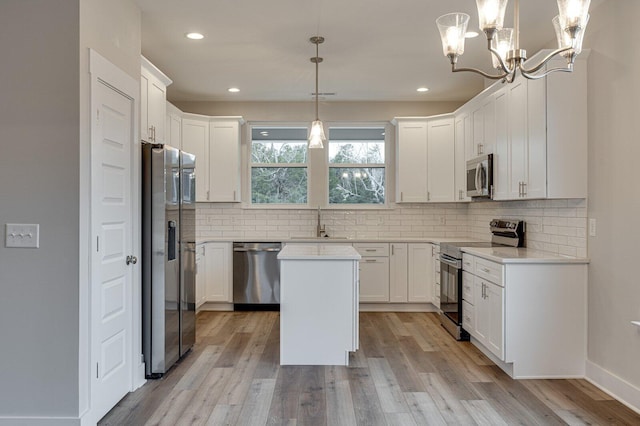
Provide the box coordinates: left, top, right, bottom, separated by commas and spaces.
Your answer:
278, 244, 361, 366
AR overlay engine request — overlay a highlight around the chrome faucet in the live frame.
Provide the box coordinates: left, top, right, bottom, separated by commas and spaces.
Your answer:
316, 206, 326, 237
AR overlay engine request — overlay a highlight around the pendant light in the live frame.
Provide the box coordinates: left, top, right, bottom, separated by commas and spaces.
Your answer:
309, 36, 326, 149
436, 0, 591, 81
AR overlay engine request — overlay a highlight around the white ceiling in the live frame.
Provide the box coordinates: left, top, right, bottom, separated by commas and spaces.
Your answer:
134, 0, 595, 103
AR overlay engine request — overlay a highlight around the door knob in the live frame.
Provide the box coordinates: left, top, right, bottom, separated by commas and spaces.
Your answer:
126, 255, 138, 265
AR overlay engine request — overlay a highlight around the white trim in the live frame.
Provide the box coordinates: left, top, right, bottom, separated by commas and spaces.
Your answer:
86, 48, 143, 424
0, 418, 81, 426
586, 360, 640, 415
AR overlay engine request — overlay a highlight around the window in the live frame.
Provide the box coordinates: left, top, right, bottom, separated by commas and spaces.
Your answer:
250, 126, 308, 204
328, 127, 386, 205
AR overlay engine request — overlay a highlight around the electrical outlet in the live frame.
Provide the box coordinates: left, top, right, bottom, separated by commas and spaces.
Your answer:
6, 223, 40, 248
589, 218, 596, 237
439, 216, 446, 225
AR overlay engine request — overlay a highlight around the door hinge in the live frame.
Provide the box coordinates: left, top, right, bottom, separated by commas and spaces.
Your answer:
96, 236, 100, 252
96, 109, 100, 123
96, 363, 99, 379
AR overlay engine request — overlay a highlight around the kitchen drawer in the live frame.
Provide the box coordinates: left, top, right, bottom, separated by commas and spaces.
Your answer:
475, 257, 503, 286
462, 254, 474, 271
462, 300, 474, 333
353, 243, 389, 257
462, 271, 474, 303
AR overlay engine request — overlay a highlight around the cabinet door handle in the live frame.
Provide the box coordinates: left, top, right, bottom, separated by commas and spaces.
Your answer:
401, 191, 404, 202
522, 182, 527, 197
391, 245, 394, 256
481, 267, 491, 273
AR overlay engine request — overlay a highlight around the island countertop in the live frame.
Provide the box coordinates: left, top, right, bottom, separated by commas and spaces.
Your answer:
278, 244, 361, 260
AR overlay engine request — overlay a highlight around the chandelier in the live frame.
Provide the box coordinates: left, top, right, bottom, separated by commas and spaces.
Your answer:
308, 36, 326, 149
436, 0, 591, 81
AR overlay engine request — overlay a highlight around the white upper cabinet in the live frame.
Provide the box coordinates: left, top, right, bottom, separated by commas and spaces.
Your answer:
208, 118, 243, 202
426, 118, 455, 202
394, 115, 455, 203
454, 110, 472, 202
181, 115, 244, 203
395, 120, 428, 202
141, 56, 171, 143
182, 114, 210, 202
166, 101, 182, 149
471, 95, 495, 158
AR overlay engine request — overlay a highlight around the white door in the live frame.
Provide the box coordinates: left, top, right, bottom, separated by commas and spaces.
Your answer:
91, 78, 135, 419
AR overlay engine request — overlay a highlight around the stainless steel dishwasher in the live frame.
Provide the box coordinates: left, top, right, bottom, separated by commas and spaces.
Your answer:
233, 242, 281, 310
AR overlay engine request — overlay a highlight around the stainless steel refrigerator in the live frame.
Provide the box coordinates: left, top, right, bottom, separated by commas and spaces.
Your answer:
142, 143, 196, 378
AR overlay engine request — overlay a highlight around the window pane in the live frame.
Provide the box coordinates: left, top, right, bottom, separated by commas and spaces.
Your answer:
251, 167, 308, 204
329, 167, 385, 204
252, 127, 308, 164
329, 127, 385, 164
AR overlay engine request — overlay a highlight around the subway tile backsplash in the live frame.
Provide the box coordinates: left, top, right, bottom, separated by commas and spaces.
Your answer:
196, 198, 588, 257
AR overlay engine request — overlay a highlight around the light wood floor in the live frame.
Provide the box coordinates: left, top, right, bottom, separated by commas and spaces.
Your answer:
99, 311, 640, 425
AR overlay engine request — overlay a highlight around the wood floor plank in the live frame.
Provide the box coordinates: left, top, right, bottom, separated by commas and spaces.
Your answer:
419, 372, 477, 426
470, 381, 556, 426
143, 388, 196, 426
213, 332, 251, 368
480, 366, 568, 425
235, 378, 277, 426
384, 412, 417, 425
205, 403, 242, 426
397, 334, 437, 374
460, 400, 509, 426
520, 379, 580, 411
266, 365, 303, 425
347, 367, 387, 426
403, 392, 447, 425
175, 367, 234, 426
298, 366, 327, 425
422, 351, 483, 401
368, 357, 410, 414
174, 345, 222, 391
325, 367, 358, 426
386, 312, 413, 337
568, 378, 614, 401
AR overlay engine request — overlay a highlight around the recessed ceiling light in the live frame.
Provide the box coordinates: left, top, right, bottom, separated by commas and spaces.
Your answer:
228, 87, 240, 93
185, 32, 204, 40
465, 31, 479, 38
417, 87, 429, 92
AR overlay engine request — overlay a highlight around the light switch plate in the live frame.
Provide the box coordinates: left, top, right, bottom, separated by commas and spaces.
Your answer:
5, 223, 40, 248
589, 218, 596, 237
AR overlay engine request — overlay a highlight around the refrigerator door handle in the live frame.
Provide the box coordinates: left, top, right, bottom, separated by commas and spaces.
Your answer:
168, 220, 177, 261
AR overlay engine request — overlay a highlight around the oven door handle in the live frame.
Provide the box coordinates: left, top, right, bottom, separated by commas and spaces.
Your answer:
440, 253, 462, 269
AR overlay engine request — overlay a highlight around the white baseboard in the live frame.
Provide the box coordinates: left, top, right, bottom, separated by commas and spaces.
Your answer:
586, 360, 640, 415
0, 417, 81, 426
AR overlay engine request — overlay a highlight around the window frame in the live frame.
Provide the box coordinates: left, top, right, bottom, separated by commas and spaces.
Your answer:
326, 125, 388, 208
244, 121, 392, 210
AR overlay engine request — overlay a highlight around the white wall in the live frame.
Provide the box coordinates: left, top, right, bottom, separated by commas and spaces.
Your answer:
584, 0, 640, 403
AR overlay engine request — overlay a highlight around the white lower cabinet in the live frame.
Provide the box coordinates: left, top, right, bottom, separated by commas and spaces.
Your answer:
462, 252, 587, 378
389, 243, 408, 302
407, 243, 433, 303
473, 276, 504, 360
196, 242, 232, 306
355, 243, 390, 302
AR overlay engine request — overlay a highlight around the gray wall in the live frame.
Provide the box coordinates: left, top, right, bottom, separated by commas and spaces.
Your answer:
0, 0, 80, 416
0, 0, 140, 420
586, 0, 640, 390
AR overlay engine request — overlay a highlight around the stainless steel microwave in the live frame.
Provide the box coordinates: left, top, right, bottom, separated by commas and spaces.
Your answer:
466, 154, 493, 198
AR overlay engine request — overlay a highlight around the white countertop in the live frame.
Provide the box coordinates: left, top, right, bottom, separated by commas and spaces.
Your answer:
199, 236, 484, 245
462, 246, 589, 264
278, 244, 361, 260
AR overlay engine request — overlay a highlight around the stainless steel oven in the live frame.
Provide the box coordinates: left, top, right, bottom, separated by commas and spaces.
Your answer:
439, 219, 525, 341
440, 252, 468, 341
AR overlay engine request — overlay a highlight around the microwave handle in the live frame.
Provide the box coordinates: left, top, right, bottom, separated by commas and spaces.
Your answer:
475, 162, 481, 194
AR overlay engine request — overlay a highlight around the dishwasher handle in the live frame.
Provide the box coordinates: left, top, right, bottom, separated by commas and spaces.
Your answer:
233, 247, 281, 252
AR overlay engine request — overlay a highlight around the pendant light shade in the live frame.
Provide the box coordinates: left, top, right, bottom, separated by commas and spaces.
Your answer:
309, 36, 326, 149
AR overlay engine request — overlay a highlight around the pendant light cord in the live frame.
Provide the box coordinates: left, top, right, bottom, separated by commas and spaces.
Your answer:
315, 39, 319, 120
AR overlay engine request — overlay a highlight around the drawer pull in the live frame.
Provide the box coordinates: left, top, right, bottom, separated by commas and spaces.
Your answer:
481, 267, 491, 273
365, 259, 377, 263
365, 249, 377, 252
